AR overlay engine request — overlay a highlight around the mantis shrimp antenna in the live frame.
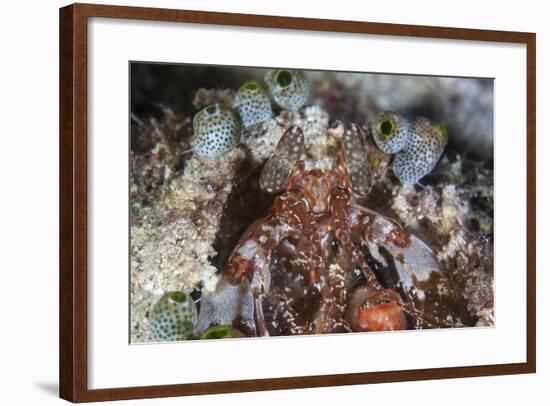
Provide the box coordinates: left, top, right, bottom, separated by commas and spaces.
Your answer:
259, 125, 305, 193
341, 123, 372, 196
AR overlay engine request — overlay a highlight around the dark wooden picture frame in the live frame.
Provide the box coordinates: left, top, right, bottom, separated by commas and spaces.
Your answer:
59, 3, 536, 402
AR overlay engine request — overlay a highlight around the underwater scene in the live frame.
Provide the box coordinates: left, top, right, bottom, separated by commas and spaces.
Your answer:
130, 63, 494, 343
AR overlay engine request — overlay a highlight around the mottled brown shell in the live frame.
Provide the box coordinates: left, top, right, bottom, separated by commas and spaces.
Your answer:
341, 123, 372, 196
260, 125, 305, 193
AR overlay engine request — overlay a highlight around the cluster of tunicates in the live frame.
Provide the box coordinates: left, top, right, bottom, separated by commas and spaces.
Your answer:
191, 70, 449, 186
192, 85, 448, 187
367, 112, 448, 186
149, 290, 244, 341
192, 70, 310, 158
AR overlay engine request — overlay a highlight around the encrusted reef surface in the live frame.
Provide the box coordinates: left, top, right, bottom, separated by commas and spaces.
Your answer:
130, 68, 494, 342
130, 142, 244, 341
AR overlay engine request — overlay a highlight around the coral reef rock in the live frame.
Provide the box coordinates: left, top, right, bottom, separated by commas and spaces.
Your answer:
131, 148, 244, 341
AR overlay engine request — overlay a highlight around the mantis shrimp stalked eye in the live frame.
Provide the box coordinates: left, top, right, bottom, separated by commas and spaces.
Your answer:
264, 69, 309, 112
259, 125, 305, 193
341, 123, 372, 196
149, 291, 198, 341
233, 80, 272, 128
368, 112, 448, 186
192, 103, 242, 158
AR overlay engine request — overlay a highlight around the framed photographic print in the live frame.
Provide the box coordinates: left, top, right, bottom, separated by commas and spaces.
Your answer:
59, 3, 536, 402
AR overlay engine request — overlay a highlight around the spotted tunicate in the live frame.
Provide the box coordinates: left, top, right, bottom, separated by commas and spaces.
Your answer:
192, 104, 242, 158
233, 80, 272, 128
149, 291, 198, 341
368, 112, 409, 154
264, 69, 309, 112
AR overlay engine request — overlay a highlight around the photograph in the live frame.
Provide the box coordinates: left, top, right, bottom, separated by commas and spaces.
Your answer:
0, 0, 543, 403
129, 63, 495, 343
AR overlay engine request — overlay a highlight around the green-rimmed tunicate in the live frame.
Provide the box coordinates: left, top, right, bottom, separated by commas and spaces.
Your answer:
200, 325, 245, 339
368, 112, 409, 154
264, 69, 309, 111
368, 112, 448, 186
233, 80, 272, 128
149, 291, 198, 341
192, 104, 242, 158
